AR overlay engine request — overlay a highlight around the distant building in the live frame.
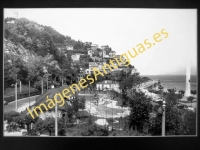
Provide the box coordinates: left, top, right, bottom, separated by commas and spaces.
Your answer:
91, 44, 98, 51
102, 50, 115, 58
84, 42, 91, 46
4, 48, 9, 53
7, 20, 15, 24
66, 45, 74, 50
90, 56, 103, 62
87, 62, 105, 74
101, 45, 109, 50
71, 53, 84, 61
114, 55, 127, 67
131, 68, 139, 75
88, 49, 93, 57
109, 51, 116, 57
98, 51, 103, 57
96, 80, 121, 93
102, 50, 108, 58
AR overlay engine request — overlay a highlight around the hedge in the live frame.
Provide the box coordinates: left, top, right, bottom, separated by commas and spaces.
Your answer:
4, 90, 41, 104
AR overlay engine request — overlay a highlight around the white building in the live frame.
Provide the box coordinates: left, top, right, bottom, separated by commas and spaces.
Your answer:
131, 68, 140, 75
86, 62, 105, 74
109, 51, 116, 57
7, 20, 15, 24
91, 44, 98, 51
71, 53, 84, 61
96, 80, 121, 93
90, 56, 103, 62
88, 49, 93, 57
66, 45, 74, 50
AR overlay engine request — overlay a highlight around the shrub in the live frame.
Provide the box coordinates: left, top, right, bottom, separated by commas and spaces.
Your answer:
4, 111, 20, 123
81, 124, 108, 136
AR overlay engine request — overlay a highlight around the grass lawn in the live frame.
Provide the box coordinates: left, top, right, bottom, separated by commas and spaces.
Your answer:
4, 85, 36, 97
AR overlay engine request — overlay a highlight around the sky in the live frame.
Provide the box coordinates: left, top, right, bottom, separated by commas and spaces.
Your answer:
4, 8, 197, 75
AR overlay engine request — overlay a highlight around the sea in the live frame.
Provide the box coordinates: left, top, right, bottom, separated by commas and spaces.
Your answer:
141, 75, 197, 91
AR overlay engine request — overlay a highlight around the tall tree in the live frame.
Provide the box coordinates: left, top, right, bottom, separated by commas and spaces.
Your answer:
128, 91, 153, 132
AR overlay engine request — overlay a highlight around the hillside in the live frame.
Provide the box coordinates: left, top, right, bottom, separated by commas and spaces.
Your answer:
4, 17, 126, 94
4, 17, 89, 89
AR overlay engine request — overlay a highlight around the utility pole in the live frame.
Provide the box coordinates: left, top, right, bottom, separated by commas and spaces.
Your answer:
15, 74, 18, 112
52, 85, 58, 137
55, 101, 58, 137
20, 80, 21, 92
29, 80, 30, 107
15, 82, 17, 111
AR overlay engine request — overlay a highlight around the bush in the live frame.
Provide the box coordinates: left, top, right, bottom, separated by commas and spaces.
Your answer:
4, 111, 20, 123
81, 124, 108, 136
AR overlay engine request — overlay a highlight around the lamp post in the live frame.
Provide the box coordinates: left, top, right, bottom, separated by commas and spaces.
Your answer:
51, 85, 58, 137
162, 100, 166, 136
112, 97, 114, 131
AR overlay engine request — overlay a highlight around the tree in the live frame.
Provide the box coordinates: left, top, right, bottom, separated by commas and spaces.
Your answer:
179, 90, 185, 96
190, 90, 196, 95
175, 93, 183, 103
149, 92, 183, 135
158, 84, 164, 94
180, 109, 196, 135
4, 53, 23, 89
187, 96, 195, 107
71, 95, 85, 119
119, 74, 140, 90
23, 115, 38, 135
128, 91, 153, 132
165, 90, 178, 106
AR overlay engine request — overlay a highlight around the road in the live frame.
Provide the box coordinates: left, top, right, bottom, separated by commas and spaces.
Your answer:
4, 95, 39, 113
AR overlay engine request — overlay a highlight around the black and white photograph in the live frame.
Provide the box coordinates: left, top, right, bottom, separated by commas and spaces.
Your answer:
3, 8, 197, 137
